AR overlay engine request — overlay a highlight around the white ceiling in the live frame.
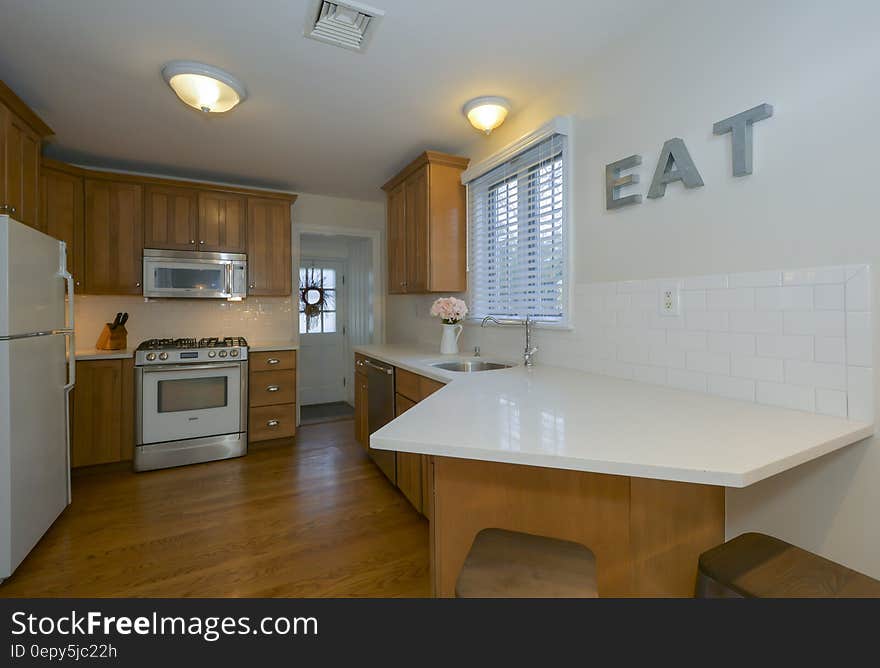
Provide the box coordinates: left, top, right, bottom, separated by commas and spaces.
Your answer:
0, 0, 664, 201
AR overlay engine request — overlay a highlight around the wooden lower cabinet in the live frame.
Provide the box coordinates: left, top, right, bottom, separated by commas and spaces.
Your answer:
354, 356, 369, 449
248, 350, 297, 443
395, 393, 423, 512
71, 358, 134, 467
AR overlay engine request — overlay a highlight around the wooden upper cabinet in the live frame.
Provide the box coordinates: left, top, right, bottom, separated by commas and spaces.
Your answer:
386, 182, 407, 294
198, 191, 246, 253
382, 151, 469, 294
40, 167, 84, 291
144, 185, 198, 251
84, 179, 144, 294
247, 197, 291, 296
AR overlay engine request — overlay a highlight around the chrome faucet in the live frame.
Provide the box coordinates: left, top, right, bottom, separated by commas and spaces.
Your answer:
480, 315, 538, 367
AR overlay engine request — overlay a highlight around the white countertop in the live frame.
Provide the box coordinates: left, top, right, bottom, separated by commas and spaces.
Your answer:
75, 348, 134, 360
248, 340, 299, 352
358, 344, 874, 488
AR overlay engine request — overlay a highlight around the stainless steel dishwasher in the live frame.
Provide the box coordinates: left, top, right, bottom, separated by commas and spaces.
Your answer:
365, 356, 397, 484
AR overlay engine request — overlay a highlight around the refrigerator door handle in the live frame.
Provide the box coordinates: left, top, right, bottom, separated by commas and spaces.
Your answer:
59, 241, 75, 503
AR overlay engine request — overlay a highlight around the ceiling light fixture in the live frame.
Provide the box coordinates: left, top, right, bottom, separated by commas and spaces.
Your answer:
162, 61, 247, 113
463, 96, 510, 134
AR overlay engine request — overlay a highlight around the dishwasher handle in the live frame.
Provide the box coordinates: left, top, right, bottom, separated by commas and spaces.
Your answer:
363, 358, 393, 375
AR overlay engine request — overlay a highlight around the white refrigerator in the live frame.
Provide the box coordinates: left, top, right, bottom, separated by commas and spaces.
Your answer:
0, 215, 75, 582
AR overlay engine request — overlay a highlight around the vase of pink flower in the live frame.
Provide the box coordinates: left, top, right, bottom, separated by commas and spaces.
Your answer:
430, 297, 468, 355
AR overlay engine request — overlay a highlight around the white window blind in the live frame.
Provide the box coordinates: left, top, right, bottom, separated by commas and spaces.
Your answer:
467, 133, 568, 323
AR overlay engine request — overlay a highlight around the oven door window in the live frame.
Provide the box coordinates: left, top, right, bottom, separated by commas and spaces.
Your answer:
158, 377, 228, 413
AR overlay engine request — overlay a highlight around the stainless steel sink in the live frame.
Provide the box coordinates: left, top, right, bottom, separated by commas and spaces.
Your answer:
429, 360, 514, 372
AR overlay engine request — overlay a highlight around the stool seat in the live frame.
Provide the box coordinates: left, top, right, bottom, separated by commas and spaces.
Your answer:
455, 528, 598, 598
698, 532, 880, 598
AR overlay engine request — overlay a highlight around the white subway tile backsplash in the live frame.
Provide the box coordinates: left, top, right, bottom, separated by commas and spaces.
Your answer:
732, 354, 785, 382
847, 366, 874, 422
727, 270, 782, 288
784, 360, 846, 391
815, 337, 846, 364
707, 288, 755, 311
562, 264, 870, 420
784, 311, 845, 337
846, 312, 872, 367
756, 381, 816, 412
846, 268, 871, 312
816, 389, 848, 418
814, 284, 845, 310
708, 375, 756, 402
708, 332, 756, 355
686, 311, 729, 332
755, 286, 814, 311
687, 350, 731, 375
667, 368, 708, 393
633, 364, 667, 386
783, 266, 847, 286
755, 334, 813, 361
730, 310, 783, 334
666, 330, 708, 351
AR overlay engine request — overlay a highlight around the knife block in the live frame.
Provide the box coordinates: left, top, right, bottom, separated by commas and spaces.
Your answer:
95, 323, 127, 351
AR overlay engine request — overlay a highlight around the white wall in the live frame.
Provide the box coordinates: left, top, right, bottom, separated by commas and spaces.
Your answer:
387, 0, 880, 577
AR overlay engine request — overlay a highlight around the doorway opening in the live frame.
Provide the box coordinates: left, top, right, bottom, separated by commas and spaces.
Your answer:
298, 233, 374, 424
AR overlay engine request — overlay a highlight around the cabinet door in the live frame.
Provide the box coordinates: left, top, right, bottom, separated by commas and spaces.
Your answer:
144, 185, 198, 251
84, 179, 144, 294
395, 393, 423, 513
2, 105, 41, 227
198, 191, 246, 252
386, 181, 407, 294
247, 197, 291, 296
355, 372, 369, 450
40, 168, 84, 292
71, 360, 124, 467
404, 165, 429, 293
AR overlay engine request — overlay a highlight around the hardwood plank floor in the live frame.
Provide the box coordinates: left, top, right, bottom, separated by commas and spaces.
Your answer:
0, 420, 430, 597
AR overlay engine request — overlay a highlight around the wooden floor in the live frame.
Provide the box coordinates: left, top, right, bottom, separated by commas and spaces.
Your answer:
0, 420, 430, 597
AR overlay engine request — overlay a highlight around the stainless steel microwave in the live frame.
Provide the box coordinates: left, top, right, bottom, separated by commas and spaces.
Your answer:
142, 249, 247, 300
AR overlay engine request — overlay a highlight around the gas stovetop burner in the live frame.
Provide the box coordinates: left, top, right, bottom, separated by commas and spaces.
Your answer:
135, 336, 249, 365
137, 336, 248, 350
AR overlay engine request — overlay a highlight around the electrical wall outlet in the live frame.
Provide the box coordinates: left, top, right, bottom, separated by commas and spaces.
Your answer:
658, 283, 681, 317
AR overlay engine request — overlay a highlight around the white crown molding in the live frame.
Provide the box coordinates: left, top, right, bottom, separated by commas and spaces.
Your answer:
460, 115, 573, 184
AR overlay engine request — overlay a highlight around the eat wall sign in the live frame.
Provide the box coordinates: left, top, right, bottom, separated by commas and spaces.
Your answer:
605, 103, 773, 210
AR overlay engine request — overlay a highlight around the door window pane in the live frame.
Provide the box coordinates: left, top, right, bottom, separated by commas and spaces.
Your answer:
299, 265, 338, 334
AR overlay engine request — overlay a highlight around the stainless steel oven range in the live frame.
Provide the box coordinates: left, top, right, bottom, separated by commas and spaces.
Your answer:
134, 337, 249, 472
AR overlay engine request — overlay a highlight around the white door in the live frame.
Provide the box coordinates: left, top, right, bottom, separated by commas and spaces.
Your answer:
298, 260, 347, 406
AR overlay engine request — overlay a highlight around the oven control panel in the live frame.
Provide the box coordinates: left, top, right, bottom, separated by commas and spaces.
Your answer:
136, 347, 248, 366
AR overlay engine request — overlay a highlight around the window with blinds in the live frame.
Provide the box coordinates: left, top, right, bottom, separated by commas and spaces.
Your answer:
467, 133, 568, 324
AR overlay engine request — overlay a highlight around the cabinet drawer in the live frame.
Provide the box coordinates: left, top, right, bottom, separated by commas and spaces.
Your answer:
249, 369, 296, 407
250, 350, 296, 372
396, 368, 445, 402
249, 404, 296, 442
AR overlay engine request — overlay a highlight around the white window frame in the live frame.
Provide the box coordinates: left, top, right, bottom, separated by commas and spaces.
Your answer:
462, 116, 574, 329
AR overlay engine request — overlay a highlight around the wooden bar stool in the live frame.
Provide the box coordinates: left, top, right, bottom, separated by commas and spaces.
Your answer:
455, 528, 598, 598
697, 532, 880, 598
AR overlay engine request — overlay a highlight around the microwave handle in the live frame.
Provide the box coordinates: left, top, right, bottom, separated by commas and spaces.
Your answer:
225, 262, 233, 296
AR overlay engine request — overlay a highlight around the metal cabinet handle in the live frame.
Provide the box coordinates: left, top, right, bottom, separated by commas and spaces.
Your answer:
267, 419, 280, 427
136, 282, 141, 287
190, 240, 195, 245
75, 280, 81, 287
0, 205, 7, 213
356, 359, 365, 367
266, 385, 280, 392
267, 358, 280, 365
249, 283, 255, 289
199, 240, 205, 245
8, 207, 15, 215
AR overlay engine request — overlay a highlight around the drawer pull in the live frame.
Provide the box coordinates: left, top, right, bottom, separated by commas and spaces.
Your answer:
266, 385, 280, 392
267, 358, 280, 365
267, 419, 280, 427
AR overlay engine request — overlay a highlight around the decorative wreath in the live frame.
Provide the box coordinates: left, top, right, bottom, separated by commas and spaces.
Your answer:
300, 267, 328, 321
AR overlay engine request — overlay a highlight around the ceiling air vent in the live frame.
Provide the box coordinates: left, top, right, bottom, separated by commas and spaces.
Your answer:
304, 1, 386, 53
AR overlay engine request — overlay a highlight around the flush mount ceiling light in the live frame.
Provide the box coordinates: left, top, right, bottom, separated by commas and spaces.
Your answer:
162, 61, 247, 113
463, 96, 511, 134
